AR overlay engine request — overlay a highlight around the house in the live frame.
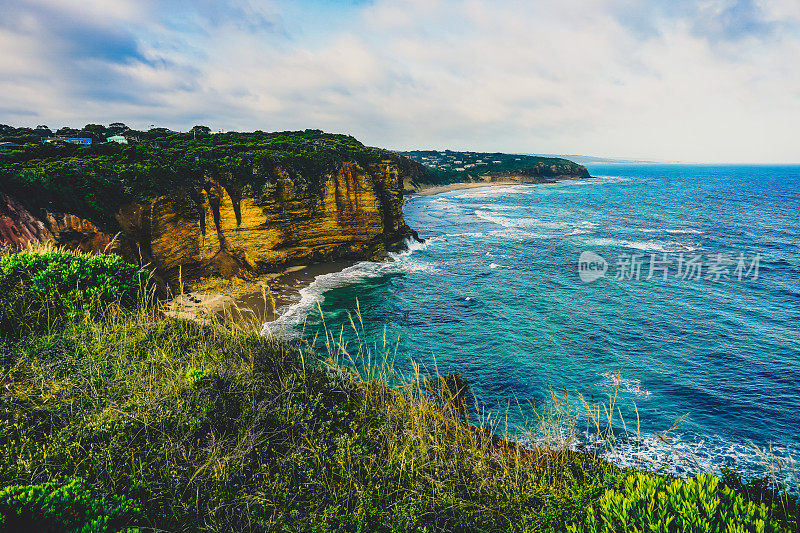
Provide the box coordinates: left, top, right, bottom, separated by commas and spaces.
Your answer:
65, 138, 92, 146
106, 135, 128, 144
0, 142, 22, 150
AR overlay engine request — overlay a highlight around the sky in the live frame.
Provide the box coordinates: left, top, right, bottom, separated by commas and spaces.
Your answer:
1, 0, 799, 163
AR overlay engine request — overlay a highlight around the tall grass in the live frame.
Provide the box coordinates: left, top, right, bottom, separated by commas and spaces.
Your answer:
0, 248, 796, 531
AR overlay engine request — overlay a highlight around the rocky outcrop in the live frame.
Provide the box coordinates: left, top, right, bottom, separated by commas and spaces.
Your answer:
0, 189, 113, 253
1, 159, 416, 285
116, 159, 416, 283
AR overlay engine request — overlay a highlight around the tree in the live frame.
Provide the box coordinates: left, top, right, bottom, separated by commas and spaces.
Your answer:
190, 125, 211, 137
108, 122, 129, 135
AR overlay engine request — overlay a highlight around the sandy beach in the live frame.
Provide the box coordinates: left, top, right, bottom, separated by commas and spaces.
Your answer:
163, 260, 355, 330
405, 179, 525, 197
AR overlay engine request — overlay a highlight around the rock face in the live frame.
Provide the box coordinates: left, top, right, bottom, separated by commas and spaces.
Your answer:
1, 159, 416, 284
118, 159, 416, 282
0, 189, 113, 253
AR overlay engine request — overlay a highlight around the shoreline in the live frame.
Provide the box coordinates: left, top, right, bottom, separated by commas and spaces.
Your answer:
163, 260, 356, 330
168, 178, 578, 331
404, 174, 591, 198
404, 179, 526, 197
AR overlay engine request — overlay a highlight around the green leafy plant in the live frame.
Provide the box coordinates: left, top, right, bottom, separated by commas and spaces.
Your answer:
0, 249, 146, 336
0, 476, 141, 532
567, 471, 786, 533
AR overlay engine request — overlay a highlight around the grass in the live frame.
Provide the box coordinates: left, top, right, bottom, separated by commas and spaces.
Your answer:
0, 248, 797, 531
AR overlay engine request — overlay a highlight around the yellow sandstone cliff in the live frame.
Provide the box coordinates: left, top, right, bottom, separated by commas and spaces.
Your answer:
115, 160, 416, 282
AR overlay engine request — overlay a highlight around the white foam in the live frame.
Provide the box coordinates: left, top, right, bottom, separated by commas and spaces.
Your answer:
445, 232, 485, 238
596, 371, 652, 398
586, 237, 700, 253
262, 238, 437, 338
597, 432, 799, 487
475, 210, 518, 228
489, 229, 557, 241
636, 228, 704, 235
475, 210, 568, 230
451, 184, 539, 199
514, 423, 798, 487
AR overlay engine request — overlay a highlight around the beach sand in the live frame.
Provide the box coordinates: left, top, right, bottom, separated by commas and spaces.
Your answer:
404, 179, 524, 197
163, 260, 355, 331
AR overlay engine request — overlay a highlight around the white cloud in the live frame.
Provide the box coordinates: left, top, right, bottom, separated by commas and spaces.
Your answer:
1, 0, 799, 162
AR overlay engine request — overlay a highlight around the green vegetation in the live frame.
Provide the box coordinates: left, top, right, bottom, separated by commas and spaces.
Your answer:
0, 126, 417, 228
569, 472, 783, 533
0, 477, 140, 533
400, 150, 589, 185
0, 249, 796, 531
0, 247, 146, 336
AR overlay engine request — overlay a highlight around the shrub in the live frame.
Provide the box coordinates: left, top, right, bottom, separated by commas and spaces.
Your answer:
0, 476, 141, 532
0, 250, 145, 336
567, 471, 786, 533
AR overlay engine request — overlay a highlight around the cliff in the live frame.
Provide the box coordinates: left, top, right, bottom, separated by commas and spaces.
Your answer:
115, 160, 415, 282
0, 130, 419, 285
0, 190, 112, 253
0, 160, 415, 284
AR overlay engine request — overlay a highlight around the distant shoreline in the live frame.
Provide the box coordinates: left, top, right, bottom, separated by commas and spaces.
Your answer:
405, 179, 535, 198
405, 175, 591, 198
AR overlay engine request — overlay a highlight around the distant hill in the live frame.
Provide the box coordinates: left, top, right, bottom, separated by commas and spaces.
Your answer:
399, 150, 589, 185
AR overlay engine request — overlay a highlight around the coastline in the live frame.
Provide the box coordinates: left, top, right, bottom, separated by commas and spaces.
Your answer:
404, 179, 525, 197
169, 178, 586, 331
163, 261, 355, 330
404, 174, 591, 198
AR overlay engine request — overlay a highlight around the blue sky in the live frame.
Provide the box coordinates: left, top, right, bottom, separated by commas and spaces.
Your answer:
1, 0, 799, 162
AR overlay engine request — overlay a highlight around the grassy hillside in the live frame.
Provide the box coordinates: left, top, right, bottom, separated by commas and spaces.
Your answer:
0, 129, 424, 229
0, 249, 796, 532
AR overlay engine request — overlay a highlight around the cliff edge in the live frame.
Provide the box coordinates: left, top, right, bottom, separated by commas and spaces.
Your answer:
0, 130, 418, 286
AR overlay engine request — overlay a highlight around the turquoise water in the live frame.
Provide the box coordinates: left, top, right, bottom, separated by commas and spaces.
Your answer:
266, 165, 800, 481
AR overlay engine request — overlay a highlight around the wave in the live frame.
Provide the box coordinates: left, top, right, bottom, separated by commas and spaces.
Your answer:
445, 232, 485, 238
515, 423, 797, 486
565, 221, 599, 236
452, 184, 540, 199
597, 432, 799, 486
586, 237, 700, 253
489, 229, 559, 241
595, 371, 652, 398
262, 238, 437, 338
475, 210, 569, 230
636, 227, 704, 235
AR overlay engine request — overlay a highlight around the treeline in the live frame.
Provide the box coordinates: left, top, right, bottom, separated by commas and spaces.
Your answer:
0, 126, 413, 229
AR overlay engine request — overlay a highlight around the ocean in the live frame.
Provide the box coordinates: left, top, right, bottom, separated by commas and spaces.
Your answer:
264, 164, 800, 483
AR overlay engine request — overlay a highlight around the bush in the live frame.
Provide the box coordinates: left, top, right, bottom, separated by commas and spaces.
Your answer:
568, 472, 786, 532
0, 250, 145, 336
0, 476, 140, 532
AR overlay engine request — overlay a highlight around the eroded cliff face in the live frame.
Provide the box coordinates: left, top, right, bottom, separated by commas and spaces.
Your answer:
114, 160, 416, 283
0, 190, 113, 253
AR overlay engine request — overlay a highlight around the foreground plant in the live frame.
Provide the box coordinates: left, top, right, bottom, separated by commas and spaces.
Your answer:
568, 472, 782, 533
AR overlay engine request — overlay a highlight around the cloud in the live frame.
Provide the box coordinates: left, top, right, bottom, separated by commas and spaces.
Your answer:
1, 0, 799, 162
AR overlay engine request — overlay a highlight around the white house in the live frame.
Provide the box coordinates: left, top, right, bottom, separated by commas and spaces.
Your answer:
107, 135, 128, 144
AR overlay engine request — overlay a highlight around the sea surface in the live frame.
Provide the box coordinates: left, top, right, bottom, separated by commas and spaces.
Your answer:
265, 165, 800, 483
